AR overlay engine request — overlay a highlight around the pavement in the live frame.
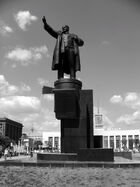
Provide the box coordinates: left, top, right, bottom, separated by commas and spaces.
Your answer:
1, 153, 140, 167
0, 154, 32, 162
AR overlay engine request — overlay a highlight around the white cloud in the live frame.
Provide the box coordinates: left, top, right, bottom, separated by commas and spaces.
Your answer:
7, 48, 32, 62
0, 87, 56, 134
3, 26, 13, 33
32, 46, 49, 54
0, 96, 40, 114
103, 115, 114, 128
6, 85, 19, 95
101, 41, 110, 46
115, 92, 140, 125
0, 75, 58, 134
0, 21, 13, 36
37, 108, 59, 132
0, 75, 31, 96
22, 108, 60, 134
20, 83, 31, 92
43, 94, 54, 101
31, 46, 50, 58
117, 111, 140, 125
124, 92, 138, 103
37, 78, 50, 86
110, 92, 140, 109
122, 92, 140, 110
110, 95, 123, 104
0, 75, 59, 134
14, 10, 37, 30
2, 109, 60, 135
117, 114, 132, 125
111, 92, 140, 125
6, 45, 49, 66
123, 92, 140, 110
38, 78, 54, 101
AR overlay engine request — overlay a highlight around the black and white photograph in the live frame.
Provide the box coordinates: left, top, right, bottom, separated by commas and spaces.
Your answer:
1, 0, 140, 186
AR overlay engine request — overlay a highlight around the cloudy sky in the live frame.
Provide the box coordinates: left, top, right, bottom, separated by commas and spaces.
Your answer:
1, 0, 140, 135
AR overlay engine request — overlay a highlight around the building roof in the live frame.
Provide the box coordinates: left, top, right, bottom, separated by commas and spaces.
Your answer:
0, 117, 23, 127
95, 128, 140, 136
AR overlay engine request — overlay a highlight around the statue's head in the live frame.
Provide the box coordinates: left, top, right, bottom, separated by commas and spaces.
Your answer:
62, 25, 69, 33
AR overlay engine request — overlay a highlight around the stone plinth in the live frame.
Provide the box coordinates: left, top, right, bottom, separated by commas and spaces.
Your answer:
54, 88, 94, 153
78, 148, 114, 162
54, 78, 82, 90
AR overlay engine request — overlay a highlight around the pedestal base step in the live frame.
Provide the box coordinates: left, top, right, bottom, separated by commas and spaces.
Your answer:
78, 148, 114, 162
37, 148, 114, 162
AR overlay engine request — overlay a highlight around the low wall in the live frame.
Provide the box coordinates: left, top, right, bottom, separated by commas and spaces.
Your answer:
37, 153, 77, 161
37, 149, 114, 162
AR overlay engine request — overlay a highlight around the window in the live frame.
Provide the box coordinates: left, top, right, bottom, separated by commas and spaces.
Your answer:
103, 136, 108, 148
116, 136, 120, 149
122, 135, 127, 149
0, 124, 3, 134
128, 135, 133, 150
48, 137, 53, 148
134, 135, 139, 148
54, 137, 59, 149
110, 136, 114, 149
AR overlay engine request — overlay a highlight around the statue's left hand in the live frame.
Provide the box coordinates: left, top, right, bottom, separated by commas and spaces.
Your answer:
73, 35, 78, 41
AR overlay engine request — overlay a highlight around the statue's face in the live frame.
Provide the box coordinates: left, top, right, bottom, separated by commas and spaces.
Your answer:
62, 25, 69, 33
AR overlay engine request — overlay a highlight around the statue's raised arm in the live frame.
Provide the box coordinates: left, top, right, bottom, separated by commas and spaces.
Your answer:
42, 16, 58, 38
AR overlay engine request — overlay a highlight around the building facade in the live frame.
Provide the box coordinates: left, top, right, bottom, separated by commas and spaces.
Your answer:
42, 111, 140, 152
42, 132, 60, 150
95, 129, 140, 151
42, 129, 140, 152
0, 118, 23, 144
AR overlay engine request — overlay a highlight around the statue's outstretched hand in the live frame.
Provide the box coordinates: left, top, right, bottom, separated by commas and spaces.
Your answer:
42, 16, 47, 24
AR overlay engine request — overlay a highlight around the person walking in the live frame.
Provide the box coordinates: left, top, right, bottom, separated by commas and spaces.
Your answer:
4, 148, 8, 160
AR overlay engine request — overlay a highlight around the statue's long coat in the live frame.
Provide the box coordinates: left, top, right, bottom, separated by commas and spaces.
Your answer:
44, 23, 84, 74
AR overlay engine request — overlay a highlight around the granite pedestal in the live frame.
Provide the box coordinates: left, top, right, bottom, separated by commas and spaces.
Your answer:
54, 79, 94, 153
40, 78, 114, 162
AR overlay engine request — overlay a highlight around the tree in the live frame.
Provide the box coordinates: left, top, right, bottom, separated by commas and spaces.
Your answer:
0, 135, 14, 149
33, 140, 43, 150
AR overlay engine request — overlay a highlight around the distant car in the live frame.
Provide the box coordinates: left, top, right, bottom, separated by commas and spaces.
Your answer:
114, 148, 120, 152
